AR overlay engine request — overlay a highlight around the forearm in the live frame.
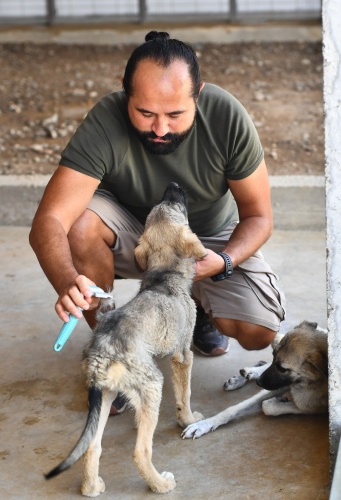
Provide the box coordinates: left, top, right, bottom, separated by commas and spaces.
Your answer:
222, 213, 273, 268
194, 159, 273, 281
29, 215, 79, 295
223, 158, 273, 268
193, 214, 272, 281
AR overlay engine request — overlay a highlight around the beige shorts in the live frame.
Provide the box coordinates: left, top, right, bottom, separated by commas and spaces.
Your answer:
88, 189, 286, 332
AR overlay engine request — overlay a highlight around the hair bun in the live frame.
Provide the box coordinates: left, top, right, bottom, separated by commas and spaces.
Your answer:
145, 31, 170, 42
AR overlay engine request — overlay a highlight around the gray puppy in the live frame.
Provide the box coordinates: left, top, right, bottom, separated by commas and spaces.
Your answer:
45, 182, 206, 495
182, 321, 328, 440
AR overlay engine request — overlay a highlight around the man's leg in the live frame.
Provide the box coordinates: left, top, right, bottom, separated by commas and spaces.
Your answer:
209, 316, 276, 351
68, 208, 116, 329
194, 222, 285, 355
193, 306, 230, 356
192, 309, 274, 355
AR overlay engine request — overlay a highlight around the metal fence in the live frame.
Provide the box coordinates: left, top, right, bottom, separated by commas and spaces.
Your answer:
0, 0, 322, 25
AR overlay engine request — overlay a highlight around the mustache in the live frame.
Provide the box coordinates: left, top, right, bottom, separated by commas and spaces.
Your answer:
138, 131, 181, 141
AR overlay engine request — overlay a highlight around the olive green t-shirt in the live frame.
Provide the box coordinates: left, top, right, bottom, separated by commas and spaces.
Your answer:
60, 83, 263, 236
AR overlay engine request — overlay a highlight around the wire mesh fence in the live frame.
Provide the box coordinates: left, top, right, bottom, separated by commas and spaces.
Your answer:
0, 0, 321, 25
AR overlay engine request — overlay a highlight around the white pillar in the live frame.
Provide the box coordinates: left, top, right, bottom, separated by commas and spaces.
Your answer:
323, 0, 341, 471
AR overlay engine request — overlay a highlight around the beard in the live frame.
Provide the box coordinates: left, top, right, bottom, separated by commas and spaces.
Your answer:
132, 120, 195, 155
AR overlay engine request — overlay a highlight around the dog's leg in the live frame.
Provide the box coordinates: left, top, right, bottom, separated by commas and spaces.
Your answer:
81, 388, 115, 498
224, 362, 270, 391
132, 378, 176, 494
240, 362, 270, 380
171, 350, 204, 428
262, 397, 307, 416
181, 388, 286, 440
224, 331, 284, 392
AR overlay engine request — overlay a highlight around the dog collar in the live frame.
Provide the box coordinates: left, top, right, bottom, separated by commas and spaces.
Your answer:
211, 252, 233, 282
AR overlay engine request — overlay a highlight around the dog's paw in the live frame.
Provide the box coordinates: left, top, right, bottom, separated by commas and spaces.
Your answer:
81, 476, 105, 497
176, 409, 204, 428
262, 397, 288, 416
240, 361, 268, 380
240, 367, 259, 380
224, 375, 247, 391
181, 417, 217, 440
151, 472, 176, 493
192, 411, 204, 422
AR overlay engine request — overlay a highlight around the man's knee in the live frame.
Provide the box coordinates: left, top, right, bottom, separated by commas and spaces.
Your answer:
211, 316, 276, 351
68, 209, 116, 255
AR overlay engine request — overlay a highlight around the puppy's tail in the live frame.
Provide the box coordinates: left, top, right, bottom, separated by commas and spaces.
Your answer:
45, 384, 102, 480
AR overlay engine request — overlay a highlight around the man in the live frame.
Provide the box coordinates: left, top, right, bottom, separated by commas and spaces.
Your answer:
29, 31, 285, 414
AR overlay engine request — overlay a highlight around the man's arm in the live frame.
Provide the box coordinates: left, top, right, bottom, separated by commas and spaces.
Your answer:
194, 159, 272, 280
29, 165, 100, 321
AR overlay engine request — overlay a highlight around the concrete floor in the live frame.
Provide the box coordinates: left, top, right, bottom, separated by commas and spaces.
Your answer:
0, 219, 330, 499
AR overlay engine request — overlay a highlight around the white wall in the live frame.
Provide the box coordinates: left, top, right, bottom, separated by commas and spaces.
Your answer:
323, 0, 341, 471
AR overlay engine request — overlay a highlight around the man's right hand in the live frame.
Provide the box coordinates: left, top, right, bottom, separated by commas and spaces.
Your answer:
55, 275, 99, 322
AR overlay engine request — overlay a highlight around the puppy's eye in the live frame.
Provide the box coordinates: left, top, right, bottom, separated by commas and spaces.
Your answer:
276, 363, 289, 373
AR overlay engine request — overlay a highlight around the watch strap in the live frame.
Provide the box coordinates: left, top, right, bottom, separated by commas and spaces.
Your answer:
210, 252, 233, 282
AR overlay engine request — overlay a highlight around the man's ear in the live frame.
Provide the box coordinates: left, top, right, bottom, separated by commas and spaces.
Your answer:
195, 82, 205, 103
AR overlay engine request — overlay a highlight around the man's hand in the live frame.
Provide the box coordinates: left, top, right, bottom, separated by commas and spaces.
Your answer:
193, 249, 225, 282
55, 275, 99, 322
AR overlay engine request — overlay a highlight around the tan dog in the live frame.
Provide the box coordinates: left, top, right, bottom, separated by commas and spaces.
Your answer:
45, 182, 206, 495
182, 321, 328, 440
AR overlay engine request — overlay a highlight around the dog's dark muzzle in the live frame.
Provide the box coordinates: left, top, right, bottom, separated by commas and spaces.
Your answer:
161, 182, 188, 209
256, 364, 294, 390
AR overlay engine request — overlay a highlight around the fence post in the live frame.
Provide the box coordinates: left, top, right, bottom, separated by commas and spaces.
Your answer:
46, 0, 56, 25
139, 0, 147, 23
229, 0, 237, 21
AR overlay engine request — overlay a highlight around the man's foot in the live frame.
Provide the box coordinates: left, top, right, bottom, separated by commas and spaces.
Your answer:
193, 307, 229, 356
109, 392, 128, 416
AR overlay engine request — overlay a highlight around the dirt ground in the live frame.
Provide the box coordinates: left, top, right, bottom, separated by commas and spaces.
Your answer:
0, 40, 323, 176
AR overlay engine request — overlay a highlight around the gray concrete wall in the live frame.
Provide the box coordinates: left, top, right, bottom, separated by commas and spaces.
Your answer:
323, 0, 341, 472
0, 175, 326, 230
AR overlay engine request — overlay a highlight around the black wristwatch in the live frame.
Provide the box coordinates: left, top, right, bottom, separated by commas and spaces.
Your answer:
211, 252, 233, 282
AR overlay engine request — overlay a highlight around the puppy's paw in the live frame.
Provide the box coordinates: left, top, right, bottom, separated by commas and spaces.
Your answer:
240, 361, 268, 380
262, 397, 288, 416
151, 472, 176, 493
81, 476, 105, 497
192, 411, 204, 422
181, 417, 217, 440
176, 409, 204, 428
239, 368, 257, 380
224, 375, 247, 391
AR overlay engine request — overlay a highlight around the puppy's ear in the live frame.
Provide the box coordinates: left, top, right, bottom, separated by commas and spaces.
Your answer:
304, 351, 328, 379
178, 226, 207, 259
134, 242, 148, 271
296, 320, 318, 331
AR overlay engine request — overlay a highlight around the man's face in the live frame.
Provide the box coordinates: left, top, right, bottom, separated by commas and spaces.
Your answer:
127, 59, 202, 155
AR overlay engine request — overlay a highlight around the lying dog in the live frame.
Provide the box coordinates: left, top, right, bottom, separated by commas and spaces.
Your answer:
45, 182, 206, 495
182, 321, 328, 440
